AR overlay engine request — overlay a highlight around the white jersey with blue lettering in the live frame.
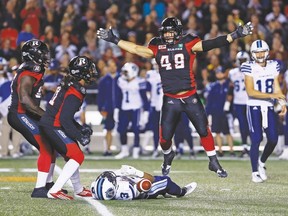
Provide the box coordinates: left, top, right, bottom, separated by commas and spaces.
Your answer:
229, 67, 248, 105
146, 69, 163, 111
117, 77, 145, 110
114, 176, 140, 200
241, 60, 280, 106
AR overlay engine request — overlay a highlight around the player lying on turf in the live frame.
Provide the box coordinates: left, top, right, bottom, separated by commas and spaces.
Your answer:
91, 165, 197, 200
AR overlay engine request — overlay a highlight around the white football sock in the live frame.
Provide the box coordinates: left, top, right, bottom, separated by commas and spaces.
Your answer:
35, 171, 49, 188
49, 159, 79, 193
46, 163, 55, 183
258, 159, 265, 167
162, 147, 172, 154
70, 168, 83, 194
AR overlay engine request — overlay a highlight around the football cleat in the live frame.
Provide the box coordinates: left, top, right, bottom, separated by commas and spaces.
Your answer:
258, 163, 267, 181
239, 148, 250, 158
161, 150, 175, 176
75, 188, 92, 197
31, 187, 48, 198
103, 151, 112, 156
189, 150, 196, 159
45, 182, 68, 194
152, 151, 160, 158
279, 148, 288, 160
48, 190, 74, 200
252, 172, 264, 183
114, 150, 129, 159
132, 147, 140, 159
208, 160, 228, 178
177, 182, 197, 197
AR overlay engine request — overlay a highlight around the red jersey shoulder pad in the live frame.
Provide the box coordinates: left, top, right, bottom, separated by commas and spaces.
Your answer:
72, 82, 86, 95
181, 34, 200, 43
148, 37, 162, 46
18, 62, 45, 73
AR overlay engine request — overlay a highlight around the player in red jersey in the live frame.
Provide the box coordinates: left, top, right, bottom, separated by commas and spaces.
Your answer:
7, 39, 56, 198
39, 56, 99, 200
97, 17, 253, 177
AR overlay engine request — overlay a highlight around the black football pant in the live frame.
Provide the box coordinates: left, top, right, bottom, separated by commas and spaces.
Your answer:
160, 93, 208, 149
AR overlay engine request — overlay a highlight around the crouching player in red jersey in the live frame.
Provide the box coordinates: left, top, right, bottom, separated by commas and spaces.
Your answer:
8, 39, 56, 198
97, 17, 253, 177
39, 56, 99, 200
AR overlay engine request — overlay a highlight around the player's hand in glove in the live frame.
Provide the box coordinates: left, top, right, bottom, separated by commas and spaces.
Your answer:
230, 22, 253, 40
77, 135, 91, 146
81, 124, 93, 136
120, 165, 144, 177
97, 27, 120, 45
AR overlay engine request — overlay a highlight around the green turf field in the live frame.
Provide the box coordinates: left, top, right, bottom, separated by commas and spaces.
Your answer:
0, 155, 287, 216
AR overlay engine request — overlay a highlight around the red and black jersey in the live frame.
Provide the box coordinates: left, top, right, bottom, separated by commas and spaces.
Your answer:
9, 62, 45, 114
148, 34, 201, 95
39, 80, 85, 141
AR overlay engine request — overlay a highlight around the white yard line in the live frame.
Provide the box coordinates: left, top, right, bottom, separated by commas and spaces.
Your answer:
0, 168, 14, 172
0, 166, 114, 216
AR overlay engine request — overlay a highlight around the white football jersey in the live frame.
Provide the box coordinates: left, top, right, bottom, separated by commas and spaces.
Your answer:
146, 69, 163, 111
229, 67, 248, 105
114, 176, 140, 200
241, 60, 280, 106
117, 77, 146, 110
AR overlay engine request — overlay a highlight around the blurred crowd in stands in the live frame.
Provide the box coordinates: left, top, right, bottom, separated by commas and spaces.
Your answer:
0, 0, 287, 98
0, 0, 288, 158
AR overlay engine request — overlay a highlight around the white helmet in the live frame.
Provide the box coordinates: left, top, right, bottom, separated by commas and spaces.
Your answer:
250, 40, 269, 63
236, 51, 250, 66
121, 62, 139, 80
91, 171, 117, 200
0, 57, 8, 74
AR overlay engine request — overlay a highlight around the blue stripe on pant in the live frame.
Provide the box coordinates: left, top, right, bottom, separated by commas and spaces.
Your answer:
247, 106, 278, 172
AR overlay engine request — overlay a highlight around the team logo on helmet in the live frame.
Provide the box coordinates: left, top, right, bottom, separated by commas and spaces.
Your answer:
33, 65, 41, 72
75, 57, 88, 66
30, 40, 41, 48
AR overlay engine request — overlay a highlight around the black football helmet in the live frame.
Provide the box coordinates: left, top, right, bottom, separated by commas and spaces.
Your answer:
159, 17, 183, 44
21, 39, 50, 66
68, 56, 98, 83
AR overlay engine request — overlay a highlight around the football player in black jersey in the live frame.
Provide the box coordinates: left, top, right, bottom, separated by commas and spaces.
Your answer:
97, 17, 253, 178
39, 56, 99, 200
7, 39, 56, 198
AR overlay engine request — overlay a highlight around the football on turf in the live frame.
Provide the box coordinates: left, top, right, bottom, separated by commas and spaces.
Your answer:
136, 179, 152, 192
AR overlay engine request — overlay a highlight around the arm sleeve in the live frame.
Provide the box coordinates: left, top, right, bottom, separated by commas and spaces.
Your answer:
59, 95, 83, 140
202, 35, 230, 52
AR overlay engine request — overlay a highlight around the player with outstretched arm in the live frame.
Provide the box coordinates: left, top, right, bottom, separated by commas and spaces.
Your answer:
97, 17, 253, 177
